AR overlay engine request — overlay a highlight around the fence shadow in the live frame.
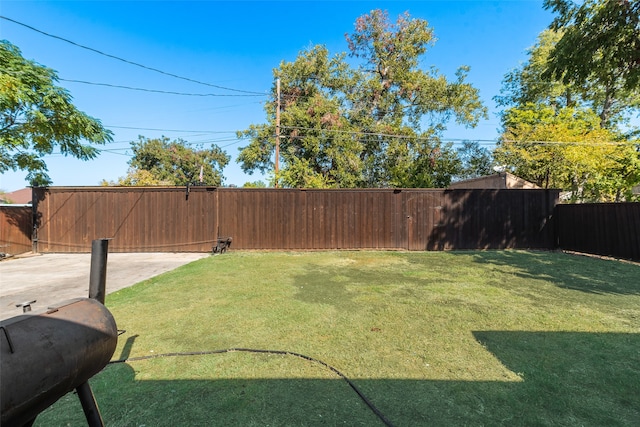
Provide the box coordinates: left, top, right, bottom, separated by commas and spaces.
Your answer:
0, 206, 31, 232
469, 250, 640, 296
556, 203, 640, 262
0, 206, 32, 255
425, 190, 556, 251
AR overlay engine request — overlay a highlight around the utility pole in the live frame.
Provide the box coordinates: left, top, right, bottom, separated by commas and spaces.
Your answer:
275, 78, 281, 188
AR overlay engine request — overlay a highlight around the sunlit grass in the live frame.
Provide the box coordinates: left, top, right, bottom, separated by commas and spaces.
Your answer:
36, 250, 640, 426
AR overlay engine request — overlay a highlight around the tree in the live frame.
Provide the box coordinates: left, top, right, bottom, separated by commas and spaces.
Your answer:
494, 104, 640, 201
495, 8, 640, 201
237, 10, 487, 188
495, 30, 579, 112
496, 27, 639, 131
454, 140, 493, 182
238, 45, 364, 188
102, 168, 171, 186
543, 0, 640, 128
0, 41, 113, 185
110, 136, 229, 186
242, 180, 266, 188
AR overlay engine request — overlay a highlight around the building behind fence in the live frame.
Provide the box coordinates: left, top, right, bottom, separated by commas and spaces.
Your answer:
2, 187, 638, 261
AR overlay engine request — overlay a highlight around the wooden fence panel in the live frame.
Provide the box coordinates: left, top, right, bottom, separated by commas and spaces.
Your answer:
0, 205, 32, 255
556, 203, 640, 261
32, 187, 561, 253
217, 189, 404, 250
417, 190, 558, 250
403, 190, 444, 250
34, 187, 219, 252
218, 189, 303, 250
302, 190, 403, 250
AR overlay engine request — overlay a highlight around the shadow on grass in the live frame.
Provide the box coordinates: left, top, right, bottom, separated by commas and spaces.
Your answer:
294, 265, 424, 309
469, 250, 640, 296
293, 251, 640, 309
34, 332, 640, 426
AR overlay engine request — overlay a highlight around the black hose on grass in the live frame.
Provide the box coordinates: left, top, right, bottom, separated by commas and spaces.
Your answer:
109, 347, 395, 427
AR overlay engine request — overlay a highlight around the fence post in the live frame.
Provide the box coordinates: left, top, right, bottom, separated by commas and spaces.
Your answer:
31, 187, 38, 254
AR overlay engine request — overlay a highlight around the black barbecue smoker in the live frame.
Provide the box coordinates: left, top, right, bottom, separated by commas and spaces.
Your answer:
1, 239, 118, 427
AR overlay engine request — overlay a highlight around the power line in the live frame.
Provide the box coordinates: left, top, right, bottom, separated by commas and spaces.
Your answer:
280, 125, 639, 146
279, 125, 499, 143
501, 139, 638, 146
106, 125, 239, 134
60, 79, 267, 97
106, 123, 490, 147
99, 149, 132, 157
183, 100, 265, 114
0, 15, 266, 95
104, 124, 635, 148
97, 141, 247, 158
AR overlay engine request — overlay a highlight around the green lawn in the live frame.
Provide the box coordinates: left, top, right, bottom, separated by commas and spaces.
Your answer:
37, 250, 640, 426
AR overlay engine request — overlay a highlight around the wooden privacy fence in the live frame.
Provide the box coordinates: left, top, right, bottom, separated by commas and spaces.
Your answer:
31, 187, 558, 253
33, 187, 217, 252
0, 205, 32, 256
556, 203, 640, 261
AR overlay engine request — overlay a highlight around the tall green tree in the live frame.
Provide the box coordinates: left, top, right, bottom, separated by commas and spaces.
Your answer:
238, 46, 363, 188
495, 30, 579, 112
0, 40, 113, 185
496, 27, 639, 131
110, 136, 229, 186
454, 140, 493, 182
543, 0, 640, 129
495, 4, 640, 201
237, 10, 487, 188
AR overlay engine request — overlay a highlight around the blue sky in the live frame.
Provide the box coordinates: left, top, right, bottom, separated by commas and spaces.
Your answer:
1, 1, 553, 191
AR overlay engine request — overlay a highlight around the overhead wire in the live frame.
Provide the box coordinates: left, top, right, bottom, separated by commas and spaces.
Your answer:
2, 58, 265, 132
279, 125, 491, 142
95, 134, 252, 156
184, 100, 266, 114
98, 149, 132, 157
2, 15, 269, 148
106, 125, 239, 134
6, 15, 634, 151
103, 124, 494, 148
276, 126, 637, 147
0, 15, 266, 95
276, 125, 500, 146
501, 139, 638, 146
59, 79, 267, 97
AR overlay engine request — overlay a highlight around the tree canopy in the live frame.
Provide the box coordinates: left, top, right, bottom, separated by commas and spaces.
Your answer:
543, 0, 640, 129
0, 40, 113, 185
495, 1, 640, 201
237, 10, 487, 188
495, 104, 639, 201
107, 136, 229, 186
496, 30, 577, 112
454, 140, 493, 182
